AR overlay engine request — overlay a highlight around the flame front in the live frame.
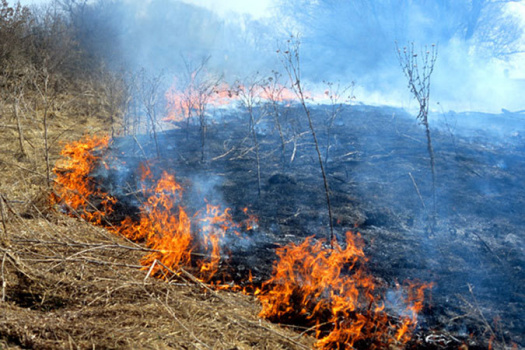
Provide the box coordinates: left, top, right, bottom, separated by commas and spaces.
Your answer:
118, 169, 193, 274
52, 135, 115, 224
256, 232, 432, 348
52, 134, 432, 348
53, 139, 244, 281
164, 79, 298, 123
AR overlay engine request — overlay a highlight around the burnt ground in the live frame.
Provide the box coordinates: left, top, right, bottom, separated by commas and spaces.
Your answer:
95, 104, 525, 349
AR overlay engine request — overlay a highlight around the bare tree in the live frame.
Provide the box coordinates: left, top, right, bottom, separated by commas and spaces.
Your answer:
100, 71, 128, 138
28, 2, 83, 185
322, 80, 354, 167
261, 70, 289, 167
279, 35, 335, 244
12, 75, 28, 158
397, 42, 438, 231
235, 76, 266, 197
176, 57, 222, 163
136, 69, 164, 158
0, 1, 32, 158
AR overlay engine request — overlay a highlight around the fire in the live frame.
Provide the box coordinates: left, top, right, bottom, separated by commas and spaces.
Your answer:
118, 169, 193, 274
164, 78, 298, 123
117, 164, 250, 281
52, 140, 245, 281
242, 207, 258, 231
164, 79, 239, 123
52, 135, 116, 224
196, 203, 238, 281
52, 134, 432, 348
256, 232, 432, 349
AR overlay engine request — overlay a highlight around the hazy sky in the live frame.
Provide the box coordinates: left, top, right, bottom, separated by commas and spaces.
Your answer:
178, 0, 276, 19
17, 0, 277, 19
11, 0, 525, 111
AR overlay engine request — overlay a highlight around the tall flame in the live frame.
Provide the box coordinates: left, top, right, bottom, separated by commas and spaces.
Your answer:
52, 135, 116, 224
256, 232, 432, 348
118, 169, 193, 274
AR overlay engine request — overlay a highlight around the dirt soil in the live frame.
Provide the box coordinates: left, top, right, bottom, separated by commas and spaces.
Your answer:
1, 99, 523, 349
95, 104, 524, 349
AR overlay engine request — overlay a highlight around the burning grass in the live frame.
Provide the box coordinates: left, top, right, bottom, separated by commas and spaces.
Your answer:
49, 134, 433, 349
51, 134, 116, 224
0, 129, 314, 349
256, 232, 432, 349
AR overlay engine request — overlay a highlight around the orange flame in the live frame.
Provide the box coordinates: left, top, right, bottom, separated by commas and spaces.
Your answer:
118, 169, 193, 275
164, 77, 299, 123
256, 232, 432, 348
52, 135, 116, 224
164, 80, 239, 123
52, 135, 433, 348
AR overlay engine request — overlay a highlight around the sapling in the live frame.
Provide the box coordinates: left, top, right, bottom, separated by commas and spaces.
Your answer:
235, 76, 266, 197
279, 35, 335, 244
261, 71, 287, 166
322, 80, 354, 167
136, 69, 164, 158
396, 42, 438, 231
178, 57, 222, 163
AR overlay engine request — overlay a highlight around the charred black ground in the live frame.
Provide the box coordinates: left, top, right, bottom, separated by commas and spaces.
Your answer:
93, 104, 525, 349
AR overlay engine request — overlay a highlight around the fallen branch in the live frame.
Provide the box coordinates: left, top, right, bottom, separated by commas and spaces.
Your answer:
1, 253, 6, 302
0, 195, 8, 241
408, 172, 426, 210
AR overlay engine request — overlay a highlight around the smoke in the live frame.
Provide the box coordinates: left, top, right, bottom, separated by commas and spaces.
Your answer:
275, 0, 525, 113
17, 0, 525, 112
93, 0, 523, 113
93, 0, 283, 82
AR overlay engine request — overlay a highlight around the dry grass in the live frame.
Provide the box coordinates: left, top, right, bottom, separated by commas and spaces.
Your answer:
0, 89, 314, 349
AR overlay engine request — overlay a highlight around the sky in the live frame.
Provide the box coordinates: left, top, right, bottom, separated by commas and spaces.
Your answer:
17, 0, 278, 19
12, 0, 525, 112
178, 0, 276, 19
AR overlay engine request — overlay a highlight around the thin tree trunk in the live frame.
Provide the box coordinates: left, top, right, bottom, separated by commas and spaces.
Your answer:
200, 114, 206, 163
300, 98, 335, 244
424, 121, 436, 231
43, 105, 51, 187
148, 110, 160, 158
14, 98, 26, 157
272, 102, 286, 168
0, 195, 8, 242
248, 105, 262, 196
281, 39, 335, 244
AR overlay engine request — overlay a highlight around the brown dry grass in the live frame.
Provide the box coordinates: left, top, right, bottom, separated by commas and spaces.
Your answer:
0, 88, 314, 349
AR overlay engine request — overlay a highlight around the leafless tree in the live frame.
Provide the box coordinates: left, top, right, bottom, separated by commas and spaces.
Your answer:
235, 76, 267, 197
279, 35, 335, 244
0, 1, 32, 158
177, 57, 222, 163
136, 69, 164, 158
261, 70, 289, 167
397, 42, 438, 231
28, 2, 83, 185
322, 80, 354, 167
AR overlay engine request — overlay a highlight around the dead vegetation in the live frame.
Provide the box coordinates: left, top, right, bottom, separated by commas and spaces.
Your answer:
0, 4, 315, 342
1, 2, 522, 349
0, 73, 316, 350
